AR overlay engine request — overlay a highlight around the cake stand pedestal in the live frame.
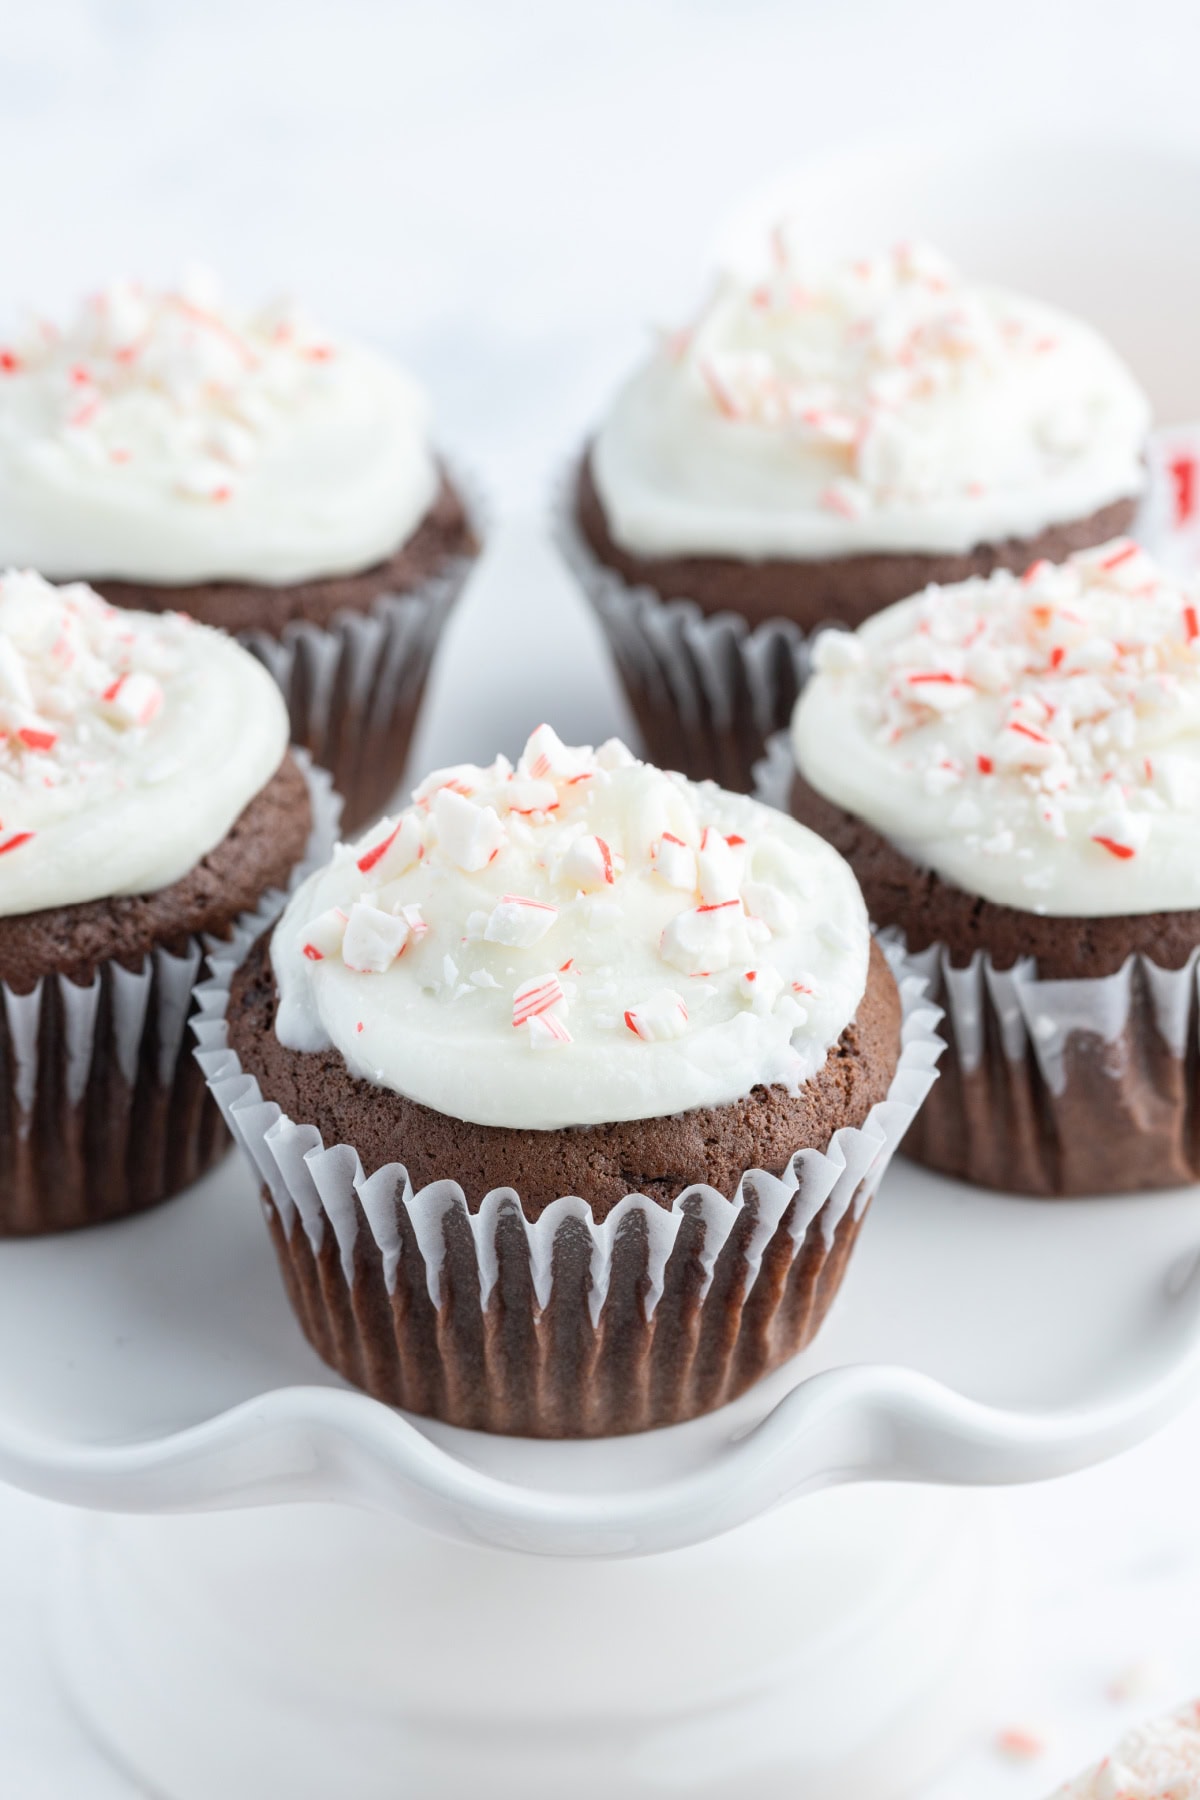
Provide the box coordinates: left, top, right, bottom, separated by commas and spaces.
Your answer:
0, 1152, 1197, 1796
55, 1487, 1009, 1800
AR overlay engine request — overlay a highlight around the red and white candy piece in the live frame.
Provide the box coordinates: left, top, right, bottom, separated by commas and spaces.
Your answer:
512, 972, 566, 1028
14, 725, 57, 753
356, 811, 423, 881
1090, 812, 1151, 860
506, 776, 559, 816
528, 1012, 573, 1049
993, 717, 1063, 770
652, 832, 697, 891
341, 901, 411, 974
899, 668, 976, 714
819, 478, 868, 520
737, 966, 784, 1014
395, 902, 428, 938
519, 723, 590, 784
485, 894, 559, 948
432, 788, 506, 872
741, 878, 798, 936
697, 828, 742, 904
99, 670, 163, 727
297, 906, 348, 963
412, 762, 480, 805
1074, 537, 1157, 593
660, 899, 748, 976
624, 990, 689, 1042
557, 834, 621, 892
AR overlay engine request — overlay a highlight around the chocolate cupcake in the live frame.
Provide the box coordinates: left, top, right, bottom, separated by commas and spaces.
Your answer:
196, 727, 940, 1437
564, 237, 1150, 793
0, 568, 332, 1235
787, 537, 1200, 1197
0, 272, 479, 829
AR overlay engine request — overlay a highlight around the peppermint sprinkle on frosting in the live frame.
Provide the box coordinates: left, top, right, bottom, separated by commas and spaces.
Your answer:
592, 238, 1148, 562
3, 270, 339, 507
0, 568, 288, 917
0, 271, 437, 586
272, 727, 870, 1130
793, 540, 1200, 918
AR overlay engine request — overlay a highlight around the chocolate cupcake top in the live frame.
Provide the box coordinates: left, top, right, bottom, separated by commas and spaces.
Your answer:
272, 726, 870, 1129
792, 539, 1200, 918
0, 568, 288, 914
0, 272, 438, 586
592, 238, 1148, 563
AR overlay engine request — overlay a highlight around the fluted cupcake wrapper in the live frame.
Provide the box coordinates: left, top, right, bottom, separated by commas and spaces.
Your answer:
554, 474, 810, 795
242, 465, 484, 834
885, 931, 1200, 1196
0, 756, 340, 1237
192, 938, 940, 1438
756, 730, 1200, 1198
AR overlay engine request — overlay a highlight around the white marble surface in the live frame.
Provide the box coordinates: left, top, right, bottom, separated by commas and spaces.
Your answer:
4, 0, 1200, 1791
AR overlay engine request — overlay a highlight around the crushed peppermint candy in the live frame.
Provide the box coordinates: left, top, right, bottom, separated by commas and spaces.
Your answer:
671, 238, 1136, 512
797, 540, 1200, 915
0, 270, 343, 506
283, 726, 868, 1092
624, 991, 689, 1041
0, 567, 204, 853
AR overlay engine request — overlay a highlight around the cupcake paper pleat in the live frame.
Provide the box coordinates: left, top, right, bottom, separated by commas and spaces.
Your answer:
896, 932, 1200, 1196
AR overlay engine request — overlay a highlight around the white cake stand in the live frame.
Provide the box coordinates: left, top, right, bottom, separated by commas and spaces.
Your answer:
4, 127, 1198, 1800
0, 1144, 1196, 1799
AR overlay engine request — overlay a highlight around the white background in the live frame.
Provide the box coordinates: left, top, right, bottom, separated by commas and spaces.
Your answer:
3, 0, 1200, 1792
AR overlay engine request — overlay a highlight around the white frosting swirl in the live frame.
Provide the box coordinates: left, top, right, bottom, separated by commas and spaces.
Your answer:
1052, 1702, 1200, 1799
792, 539, 1200, 917
272, 726, 870, 1130
593, 239, 1149, 561
0, 568, 289, 916
0, 271, 438, 585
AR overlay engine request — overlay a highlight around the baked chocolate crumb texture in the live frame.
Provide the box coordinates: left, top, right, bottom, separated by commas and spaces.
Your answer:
0, 273, 478, 828
790, 536, 1200, 1196
202, 726, 942, 1436
571, 236, 1149, 791
0, 568, 310, 1233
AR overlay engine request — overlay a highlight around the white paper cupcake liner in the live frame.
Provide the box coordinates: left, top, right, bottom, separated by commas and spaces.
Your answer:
884, 929, 1200, 1196
0, 755, 340, 1236
193, 929, 940, 1436
554, 470, 810, 794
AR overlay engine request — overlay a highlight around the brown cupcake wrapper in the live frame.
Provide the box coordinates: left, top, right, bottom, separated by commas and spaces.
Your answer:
193, 939, 940, 1437
554, 475, 810, 794
242, 467, 483, 833
756, 730, 1200, 1197
0, 756, 340, 1238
